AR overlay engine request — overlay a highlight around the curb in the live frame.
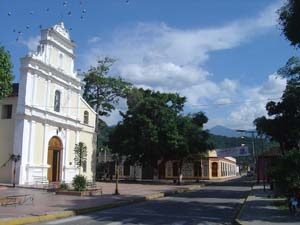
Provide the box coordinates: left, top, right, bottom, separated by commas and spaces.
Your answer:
232, 183, 255, 225
0, 211, 76, 225
0, 184, 204, 225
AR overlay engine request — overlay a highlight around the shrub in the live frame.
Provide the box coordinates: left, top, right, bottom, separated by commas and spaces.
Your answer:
72, 175, 87, 191
268, 149, 300, 195
59, 182, 68, 190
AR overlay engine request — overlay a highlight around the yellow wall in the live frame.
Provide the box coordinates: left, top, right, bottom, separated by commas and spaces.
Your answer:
49, 46, 73, 75
68, 130, 76, 164
79, 97, 96, 127
79, 131, 96, 180
0, 97, 17, 182
69, 92, 78, 118
33, 122, 45, 165
208, 158, 236, 180
35, 77, 46, 107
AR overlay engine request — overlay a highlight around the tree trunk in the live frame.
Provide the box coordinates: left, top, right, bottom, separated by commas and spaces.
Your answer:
177, 161, 183, 185
114, 162, 120, 195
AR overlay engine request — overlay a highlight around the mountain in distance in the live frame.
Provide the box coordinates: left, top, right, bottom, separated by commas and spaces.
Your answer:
209, 125, 243, 138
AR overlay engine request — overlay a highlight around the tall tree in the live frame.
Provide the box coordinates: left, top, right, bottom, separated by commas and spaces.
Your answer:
0, 46, 13, 100
109, 88, 211, 181
82, 57, 132, 152
109, 88, 186, 170
254, 57, 300, 153
278, 0, 300, 47
82, 57, 131, 118
169, 112, 211, 183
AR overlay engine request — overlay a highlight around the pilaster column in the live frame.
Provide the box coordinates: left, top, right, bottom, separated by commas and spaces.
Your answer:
45, 79, 51, 111
32, 74, 37, 106
63, 129, 69, 181
42, 124, 49, 166
28, 120, 36, 165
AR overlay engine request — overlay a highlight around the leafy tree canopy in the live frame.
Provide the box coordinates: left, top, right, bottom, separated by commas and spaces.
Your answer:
0, 46, 13, 100
268, 149, 300, 194
278, 0, 300, 47
109, 88, 211, 169
254, 57, 300, 153
168, 112, 211, 163
82, 57, 132, 118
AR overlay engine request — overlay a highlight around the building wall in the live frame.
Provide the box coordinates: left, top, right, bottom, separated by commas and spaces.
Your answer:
208, 157, 237, 180
0, 97, 18, 183
79, 131, 96, 181
96, 151, 236, 181
164, 160, 210, 180
4, 23, 97, 185
163, 158, 236, 180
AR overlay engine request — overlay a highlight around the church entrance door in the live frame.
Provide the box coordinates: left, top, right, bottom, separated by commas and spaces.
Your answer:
47, 136, 63, 182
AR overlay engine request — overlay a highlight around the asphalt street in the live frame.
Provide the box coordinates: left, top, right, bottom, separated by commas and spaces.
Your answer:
38, 178, 253, 225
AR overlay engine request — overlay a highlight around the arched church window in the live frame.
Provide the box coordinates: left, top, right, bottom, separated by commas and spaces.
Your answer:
84, 111, 89, 124
54, 90, 61, 112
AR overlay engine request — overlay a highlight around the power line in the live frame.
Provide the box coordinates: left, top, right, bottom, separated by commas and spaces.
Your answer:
187, 97, 281, 108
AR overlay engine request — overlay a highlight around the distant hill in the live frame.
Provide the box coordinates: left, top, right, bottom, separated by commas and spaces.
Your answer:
209, 125, 242, 137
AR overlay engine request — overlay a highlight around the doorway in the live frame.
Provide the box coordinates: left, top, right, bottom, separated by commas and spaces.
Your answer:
212, 162, 218, 177
47, 136, 62, 182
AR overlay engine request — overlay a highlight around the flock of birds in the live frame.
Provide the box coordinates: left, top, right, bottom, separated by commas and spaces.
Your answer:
5, 0, 130, 42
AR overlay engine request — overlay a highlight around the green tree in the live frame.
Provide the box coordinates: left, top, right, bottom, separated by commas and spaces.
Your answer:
82, 57, 131, 118
74, 142, 87, 175
109, 88, 211, 182
254, 58, 300, 153
0, 46, 13, 100
278, 0, 300, 47
109, 88, 186, 171
268, 149, 300, 194
170, 112, 211, 184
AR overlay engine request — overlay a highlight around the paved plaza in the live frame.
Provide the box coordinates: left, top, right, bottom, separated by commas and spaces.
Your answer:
0, 181, 203, 220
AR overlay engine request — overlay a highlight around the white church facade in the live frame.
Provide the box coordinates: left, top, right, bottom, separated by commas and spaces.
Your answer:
0, 23, 97, 185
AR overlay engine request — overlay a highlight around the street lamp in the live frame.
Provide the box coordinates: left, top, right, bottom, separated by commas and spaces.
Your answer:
236, 130, 256, 161
236, 129, 258, 180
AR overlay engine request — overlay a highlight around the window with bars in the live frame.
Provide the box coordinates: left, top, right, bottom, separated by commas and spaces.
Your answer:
84, 111, 89, 124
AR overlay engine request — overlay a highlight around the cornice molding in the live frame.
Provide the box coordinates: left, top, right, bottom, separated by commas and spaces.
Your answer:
21, 57, 82, 92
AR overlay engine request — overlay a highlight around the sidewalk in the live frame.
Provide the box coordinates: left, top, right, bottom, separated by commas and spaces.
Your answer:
237, 185, 300, 225
0, 182, 203, 224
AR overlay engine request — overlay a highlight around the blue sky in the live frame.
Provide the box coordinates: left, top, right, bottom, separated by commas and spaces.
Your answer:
0, 0, 298, 129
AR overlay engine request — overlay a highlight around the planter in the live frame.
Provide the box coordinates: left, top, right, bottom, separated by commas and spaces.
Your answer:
56, 188, 103, 196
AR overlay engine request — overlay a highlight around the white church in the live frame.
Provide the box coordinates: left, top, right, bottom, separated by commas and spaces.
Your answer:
0, 23, 97, 185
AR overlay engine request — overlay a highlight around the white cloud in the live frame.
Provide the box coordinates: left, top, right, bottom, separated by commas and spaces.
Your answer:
21, 35, 40, 52
88, 36, 101, 44
215, 98, 233, 105
208, 74, 286, 130
80, 1, 283, 128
